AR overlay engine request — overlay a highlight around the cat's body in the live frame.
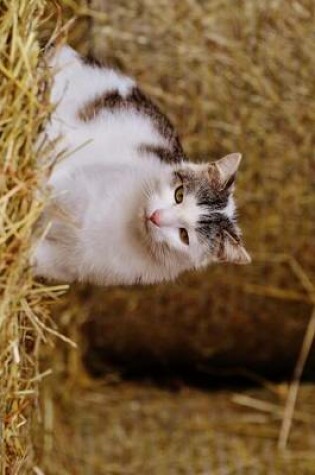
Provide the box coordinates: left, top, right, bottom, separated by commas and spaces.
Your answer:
34, 45, 250, 285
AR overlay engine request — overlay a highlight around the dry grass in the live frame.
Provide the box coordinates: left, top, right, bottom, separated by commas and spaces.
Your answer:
0, 1, 68, 472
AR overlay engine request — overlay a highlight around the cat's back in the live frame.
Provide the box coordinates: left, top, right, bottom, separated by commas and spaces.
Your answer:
47, 45, 184, 172
49, 45, 135, 118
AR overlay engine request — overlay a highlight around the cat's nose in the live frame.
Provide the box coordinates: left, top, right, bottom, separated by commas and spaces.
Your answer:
149, 210, 161, 227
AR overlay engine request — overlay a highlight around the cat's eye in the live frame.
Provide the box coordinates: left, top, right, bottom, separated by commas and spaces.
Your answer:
179, 228, 189, 245
175, 185, 184, 204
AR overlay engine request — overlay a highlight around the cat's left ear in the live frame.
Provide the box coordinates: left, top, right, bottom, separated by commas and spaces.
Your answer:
210, 153, 242, 189
220, 230, 251, 265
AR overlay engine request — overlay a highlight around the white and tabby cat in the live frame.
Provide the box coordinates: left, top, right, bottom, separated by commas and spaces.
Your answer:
34, 45, 251, 285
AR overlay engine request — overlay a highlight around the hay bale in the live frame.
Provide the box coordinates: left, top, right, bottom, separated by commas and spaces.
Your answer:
0, 1, 67, 471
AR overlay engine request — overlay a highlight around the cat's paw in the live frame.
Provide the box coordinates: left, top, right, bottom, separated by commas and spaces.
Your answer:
32, 239, 76, 283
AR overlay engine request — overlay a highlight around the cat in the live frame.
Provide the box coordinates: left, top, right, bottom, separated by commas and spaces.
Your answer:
33, 45, 251, 286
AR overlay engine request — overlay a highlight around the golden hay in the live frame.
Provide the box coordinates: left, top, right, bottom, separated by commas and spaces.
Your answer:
0, 0, 68, 472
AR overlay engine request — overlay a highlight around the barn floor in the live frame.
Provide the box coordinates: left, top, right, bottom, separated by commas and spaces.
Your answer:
37, 379, 315, 475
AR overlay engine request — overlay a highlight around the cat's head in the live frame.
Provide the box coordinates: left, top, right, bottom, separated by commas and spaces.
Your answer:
141, 153, 251, 271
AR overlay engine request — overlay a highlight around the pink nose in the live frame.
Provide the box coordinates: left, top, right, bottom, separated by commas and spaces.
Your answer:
149, 210, 161, 226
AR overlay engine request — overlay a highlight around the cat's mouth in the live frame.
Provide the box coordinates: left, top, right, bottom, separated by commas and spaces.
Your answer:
139, 208, 152, 234
137, 209, 166, 260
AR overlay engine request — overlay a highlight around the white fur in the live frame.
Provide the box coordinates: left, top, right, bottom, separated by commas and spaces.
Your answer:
34, 46, 245, 285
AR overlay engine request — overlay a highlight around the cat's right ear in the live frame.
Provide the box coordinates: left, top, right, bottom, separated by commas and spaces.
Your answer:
208, 153, 242, 188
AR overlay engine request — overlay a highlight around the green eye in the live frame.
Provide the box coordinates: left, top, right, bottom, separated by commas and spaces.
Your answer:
179, 228, 189, 245
175, 185, 184, 204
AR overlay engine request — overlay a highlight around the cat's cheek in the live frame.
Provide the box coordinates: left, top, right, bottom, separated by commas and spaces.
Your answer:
166, 233, 189, 254
151, 226, 175, 249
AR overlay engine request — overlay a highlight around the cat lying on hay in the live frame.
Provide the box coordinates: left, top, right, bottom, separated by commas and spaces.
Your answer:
34, 45, 251, 286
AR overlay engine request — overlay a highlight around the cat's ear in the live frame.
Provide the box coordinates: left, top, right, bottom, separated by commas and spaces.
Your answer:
209, 153, 242, 188
220, 230, 251, 265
